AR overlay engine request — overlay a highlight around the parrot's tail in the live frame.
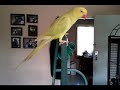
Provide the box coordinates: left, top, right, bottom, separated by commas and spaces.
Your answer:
16, 37, 52, 70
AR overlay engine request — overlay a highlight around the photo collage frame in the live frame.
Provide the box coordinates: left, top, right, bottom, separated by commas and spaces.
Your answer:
10, 14, 38, 49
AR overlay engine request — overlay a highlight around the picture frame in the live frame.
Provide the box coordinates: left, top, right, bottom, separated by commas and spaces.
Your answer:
11, 27, 22, 36
11, 14, 25, 25
23, 38, 37, 49
27, 14, 38, 23
28, 25, 38, 36
11, 37, 21, 48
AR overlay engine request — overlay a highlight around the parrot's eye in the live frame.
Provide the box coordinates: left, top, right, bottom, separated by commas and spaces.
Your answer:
80, 10, 83, 13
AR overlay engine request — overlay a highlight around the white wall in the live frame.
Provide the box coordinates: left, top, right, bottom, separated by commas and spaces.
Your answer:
0, 5, 120, 85
93, 15, 120, 85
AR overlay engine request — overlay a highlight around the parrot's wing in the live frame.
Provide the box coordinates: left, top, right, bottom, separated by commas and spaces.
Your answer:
36, 16, 71, 42
48, 16, 71, 35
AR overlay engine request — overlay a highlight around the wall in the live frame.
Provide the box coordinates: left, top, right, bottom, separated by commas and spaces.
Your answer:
0, 5, 120, 85
93, 15, 120, 85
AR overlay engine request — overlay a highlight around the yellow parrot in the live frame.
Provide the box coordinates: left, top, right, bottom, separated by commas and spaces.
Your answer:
16, 7, 87, 69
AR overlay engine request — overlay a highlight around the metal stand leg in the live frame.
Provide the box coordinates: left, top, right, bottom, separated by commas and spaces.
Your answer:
52, 40, 59, 85
61, 36, 68, 85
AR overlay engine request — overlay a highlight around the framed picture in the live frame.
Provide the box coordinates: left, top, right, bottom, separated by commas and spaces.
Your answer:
11, 14, 25, 25
27, 14, 38, 23
23, 38, 37, 49
28, 25, 38, 36
11, 37, 21, 48
11, 27, 22, 36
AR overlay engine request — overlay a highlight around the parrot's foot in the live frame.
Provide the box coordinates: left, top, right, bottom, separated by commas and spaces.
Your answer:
59, 40, 69, 46
59, 33, 69, 46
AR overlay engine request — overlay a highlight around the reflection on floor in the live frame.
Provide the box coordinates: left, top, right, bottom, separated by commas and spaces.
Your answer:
67, 74, 86, 85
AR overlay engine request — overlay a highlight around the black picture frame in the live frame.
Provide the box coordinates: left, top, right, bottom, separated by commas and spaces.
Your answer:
11, 27, 22, 36
11, 37, 21, 48
23, 38, 37, 49
11, 14, 25, 25
28, 25, 38, 36
27, 14, 38, 23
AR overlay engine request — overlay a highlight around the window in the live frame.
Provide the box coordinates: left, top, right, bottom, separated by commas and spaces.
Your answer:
77, 26, 94, 56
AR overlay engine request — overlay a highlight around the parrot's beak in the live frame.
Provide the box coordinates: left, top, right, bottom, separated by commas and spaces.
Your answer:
82, 14, 87, 20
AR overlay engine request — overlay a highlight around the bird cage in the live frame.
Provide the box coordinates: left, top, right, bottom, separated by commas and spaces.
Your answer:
108, 36, 120, 85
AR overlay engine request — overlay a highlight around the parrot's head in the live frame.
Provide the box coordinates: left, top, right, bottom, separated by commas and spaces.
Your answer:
72, 7, 87, 20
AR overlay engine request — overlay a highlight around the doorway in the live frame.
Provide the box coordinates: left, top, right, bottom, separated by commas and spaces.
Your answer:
76, 18, 94, 85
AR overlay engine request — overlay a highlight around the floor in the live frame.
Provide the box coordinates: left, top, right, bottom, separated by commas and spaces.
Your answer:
55, 74, 87, 85
67, 74, 86, 85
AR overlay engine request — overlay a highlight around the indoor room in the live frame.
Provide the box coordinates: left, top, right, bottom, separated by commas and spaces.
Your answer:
0, 5, 120, 85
